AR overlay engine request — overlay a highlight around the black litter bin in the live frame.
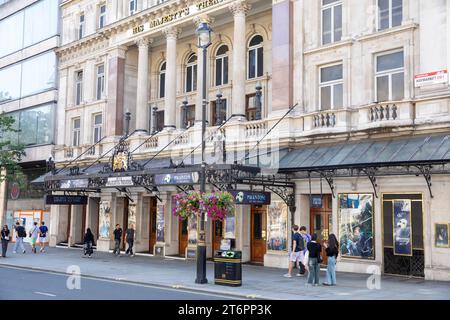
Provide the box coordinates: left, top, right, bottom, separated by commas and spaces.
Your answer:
214, 250, 242, 287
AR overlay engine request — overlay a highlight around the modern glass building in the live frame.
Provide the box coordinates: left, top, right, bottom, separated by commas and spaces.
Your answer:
0, 0, 60, 236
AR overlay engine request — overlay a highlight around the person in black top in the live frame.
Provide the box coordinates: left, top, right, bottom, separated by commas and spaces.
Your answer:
306, 233, 322, 286
323, 233, 339, 286
113, 224, 123, 256
1, 225, 10, 257
83, 228, 95, 258
125, 224, 135, 257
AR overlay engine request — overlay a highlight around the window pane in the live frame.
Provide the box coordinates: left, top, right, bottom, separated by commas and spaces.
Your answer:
96, 76, 103, 100
217, 45, 228, 56
392, 72, 404, 101
0, 63, 21, 102
378, 0, 390, 30
248, 49, 256, 79
333, 83, 343, 108
0, 11, 24, 57
377, 51, 403, 72
186, 67, 192, 92
322, 8, 332, 44
257, 47, 264, 77
376, 75, 389, 102
21, 51, 56, 97
193, 65, 197, 91
223, 56, 228, 84
249, 35, 263, 47
23, 0, 58, 47
215, 58, 222, 86
334, 5, 342, 42
392, 0, 403, 27
321, 86, 331, 110
321, 64, 343, 83
323, 0, 339, 5
36, 104, 53, 145
94, 114, 102, 125
19, 109, 38, 145
159, 73, 165, 98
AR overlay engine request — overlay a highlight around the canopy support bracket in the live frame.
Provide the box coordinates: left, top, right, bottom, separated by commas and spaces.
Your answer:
361, 168, 379, 198
416, 165, 433, 198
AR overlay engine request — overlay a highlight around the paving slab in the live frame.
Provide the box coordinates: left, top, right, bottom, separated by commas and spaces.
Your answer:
0, 244, 449, 300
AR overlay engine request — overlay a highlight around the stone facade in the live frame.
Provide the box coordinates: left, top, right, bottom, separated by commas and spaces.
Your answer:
45, 0, 450, 281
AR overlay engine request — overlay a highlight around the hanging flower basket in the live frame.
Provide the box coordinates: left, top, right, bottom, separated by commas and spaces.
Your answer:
172, 191, 202, 220
202, 191, 235, 221
172, 191, 235, 222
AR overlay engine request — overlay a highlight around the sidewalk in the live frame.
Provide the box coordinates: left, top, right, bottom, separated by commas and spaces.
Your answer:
0, 244, 449, 300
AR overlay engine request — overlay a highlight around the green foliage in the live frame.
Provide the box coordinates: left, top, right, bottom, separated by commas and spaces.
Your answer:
0, 114, 26, 186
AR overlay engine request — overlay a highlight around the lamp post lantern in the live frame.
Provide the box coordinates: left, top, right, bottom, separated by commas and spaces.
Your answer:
195, 21, 212, 285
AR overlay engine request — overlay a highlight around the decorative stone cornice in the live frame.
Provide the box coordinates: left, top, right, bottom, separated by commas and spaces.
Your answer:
229, 0, 251, 16
162, 26, 182, 40
135, 37, 153, 48
193, 14, 215, 27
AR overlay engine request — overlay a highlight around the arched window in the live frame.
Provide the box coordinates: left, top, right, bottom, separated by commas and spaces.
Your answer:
159, 62, 166, 98
185, 53, 197, 93
215, 45, 229, 86
248, 35, 263, 79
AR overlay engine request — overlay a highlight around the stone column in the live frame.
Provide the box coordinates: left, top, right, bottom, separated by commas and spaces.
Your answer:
106, 46, 127, 136
162, 27, 181, 130
117, 0, 123, 19
135, 37, 152, 132
229, 1, 251, 120
108, 0, 117, 24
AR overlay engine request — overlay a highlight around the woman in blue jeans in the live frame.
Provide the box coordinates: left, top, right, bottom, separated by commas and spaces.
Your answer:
323, 233, 339, 286
306, 234, 322, 286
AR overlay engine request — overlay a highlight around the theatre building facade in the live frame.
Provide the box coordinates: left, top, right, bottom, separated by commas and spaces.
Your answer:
39, 0, 450, 281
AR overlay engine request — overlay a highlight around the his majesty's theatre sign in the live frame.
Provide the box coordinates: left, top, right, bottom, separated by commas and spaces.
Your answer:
129, 0, 226, 37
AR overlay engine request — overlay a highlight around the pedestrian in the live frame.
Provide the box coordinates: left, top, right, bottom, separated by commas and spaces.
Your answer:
29, 222, 40, 254
306, 233, 322, 286
1, 225, 10, 257
298, 226, 311, 276
113, 224, 122, 256
13, 221, 26, 254
284, 225, 303, 278
83, 228, 95, 258
323, 233, 339, 286
39, 221, 49, 253
125, 224, 135, 257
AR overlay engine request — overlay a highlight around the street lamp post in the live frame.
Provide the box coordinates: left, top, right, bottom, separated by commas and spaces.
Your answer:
195, 21, 212, 284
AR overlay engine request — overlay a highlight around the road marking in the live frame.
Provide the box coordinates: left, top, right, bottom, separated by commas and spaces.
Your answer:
34, 291, 56, 297
246, 294, 261, 299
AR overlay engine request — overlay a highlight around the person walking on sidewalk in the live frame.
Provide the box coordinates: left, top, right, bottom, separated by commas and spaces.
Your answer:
323, 233, 339, 286
306, 233, 322, 286
113, 224, 122, 256
39, 221, 49, 253
125, 224, 135, 257
284, 225, 303, 278
298, 226, 311, 276
1, 225, 10, 257
13, 221, 26, 254
83, 228, 95, 258
29, 222, 40, 253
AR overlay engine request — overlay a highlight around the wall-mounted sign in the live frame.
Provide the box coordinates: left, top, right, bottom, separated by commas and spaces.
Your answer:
105, 176, 134, 187
154, 172, 199, 185
112, 141, 130, 172
229, 190, 271, 205
127, 0, 226, 37
156, 204, 165, 242
60, 179, 89, 189
414, 70, 448, 87
10, 182, 20, 200
45, 195, 88, 205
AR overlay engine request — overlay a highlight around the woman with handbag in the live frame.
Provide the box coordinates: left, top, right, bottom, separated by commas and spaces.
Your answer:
306, 233, 322, 286
1, 225, 10, 257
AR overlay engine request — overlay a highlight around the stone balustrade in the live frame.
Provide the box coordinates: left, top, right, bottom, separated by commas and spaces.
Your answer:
245, 120, 267, 139
312, 111, 337, 128
368, 104, 398, 122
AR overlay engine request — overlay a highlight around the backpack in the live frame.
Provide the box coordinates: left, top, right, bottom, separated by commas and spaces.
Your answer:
298, 234, 306, 251
17, 226, 26, 238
